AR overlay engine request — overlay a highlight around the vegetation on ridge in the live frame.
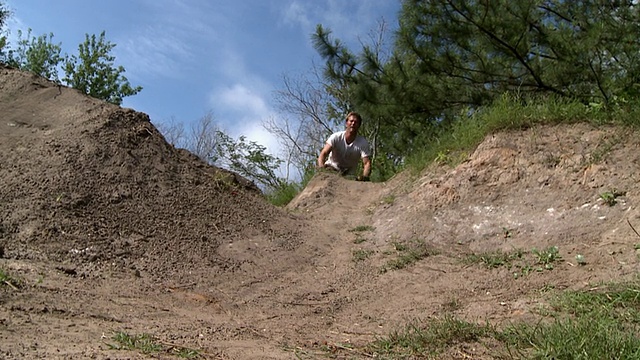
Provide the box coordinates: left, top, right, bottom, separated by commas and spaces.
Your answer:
3, 2, 640, 358
3, 1, 640, 200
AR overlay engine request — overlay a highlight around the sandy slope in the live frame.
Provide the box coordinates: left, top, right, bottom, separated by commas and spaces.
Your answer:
1, 65, 640, 359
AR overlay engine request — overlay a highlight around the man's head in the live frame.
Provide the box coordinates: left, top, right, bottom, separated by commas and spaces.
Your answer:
345, 112, 362, 131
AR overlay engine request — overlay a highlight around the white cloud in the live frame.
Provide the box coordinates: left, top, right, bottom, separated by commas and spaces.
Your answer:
208, 46, 273, 128
280, 0, 397, 47
217, 83, 269, 119
241, 121, 281, 154
210, 80, 279, 149
118, 26, 193, 79
116, 0, 223, 80
212, 83, 287, 177
283, 1, 312, 30
217, 49, 249, 82
4, 8, 28, 45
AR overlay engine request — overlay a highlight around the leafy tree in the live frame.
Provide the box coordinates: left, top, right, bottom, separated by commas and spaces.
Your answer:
63, 31, 141, 105
312, 21, 414, 180
0, 2, 11, 56
4, 29, 63, 80
212, 130, 286, 192
157, 112, 288, 194
312, 0, 640, 180
0, 11, 140, 104
394, 0, 640, 106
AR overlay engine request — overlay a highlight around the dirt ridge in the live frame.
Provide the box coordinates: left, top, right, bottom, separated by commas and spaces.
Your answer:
1, 66, 640, 359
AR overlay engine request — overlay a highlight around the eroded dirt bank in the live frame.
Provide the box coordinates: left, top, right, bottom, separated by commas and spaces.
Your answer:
1, 65, 639, 359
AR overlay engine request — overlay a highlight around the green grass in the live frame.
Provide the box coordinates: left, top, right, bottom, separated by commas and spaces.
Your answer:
0, 268, 21, 289
464, 246, 564, 277
367, 315, 494, 358
265, 181, 302, 207
174, 348, 202, 358
501, 280, 640, 359
350, 225, 375, 244
381, 195, 396, 205
441, 297, 462, 313
502, 316, 640, 359
353, 235, 367, 244
107, 331, 202, 358
380, 240, 439, 273
312, 279, 640, 359
531, 245, 562, 270
464, 249, 525, 269
349, 225, 376, 232
108, 332, 162, 354
265, 170, 314, 207
406, 93, 640, 173
550, 282, 640, 320
599, 189, 626, 206
589, 136, 618, 165
352, 249, 374, 262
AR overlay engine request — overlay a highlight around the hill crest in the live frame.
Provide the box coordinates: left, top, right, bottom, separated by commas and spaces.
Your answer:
2, 65, 640, 359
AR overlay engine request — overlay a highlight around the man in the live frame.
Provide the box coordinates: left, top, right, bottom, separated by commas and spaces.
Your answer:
317, 112, 372, 181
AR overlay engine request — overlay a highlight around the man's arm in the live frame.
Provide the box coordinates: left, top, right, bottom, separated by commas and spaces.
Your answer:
362, 156, 371, 178
317, 143, 332, 168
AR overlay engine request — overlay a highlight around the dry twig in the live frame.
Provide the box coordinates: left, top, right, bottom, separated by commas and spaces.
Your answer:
3, 280, 18, 290
627, 218, 640, 239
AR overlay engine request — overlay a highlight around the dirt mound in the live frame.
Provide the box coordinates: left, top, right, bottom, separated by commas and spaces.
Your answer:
0, 65, 301, 279
373, 124, 640, 255
2, 65, 640, 359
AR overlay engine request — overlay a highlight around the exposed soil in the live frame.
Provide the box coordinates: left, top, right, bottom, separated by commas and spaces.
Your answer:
1, 65, 639, 359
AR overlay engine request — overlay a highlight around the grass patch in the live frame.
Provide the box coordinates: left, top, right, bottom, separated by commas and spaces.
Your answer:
108, 332, 162, 354
174, 347, 202, 358
0, 268, 21, 289
313, 279, 640, 359
266, 171, 313, 207
352, 249, 374, 262
107, 331, 202, 358
501, 280, 640, 359
368, 315, 495, 358
588, 136, 620, 165
465, 246, 564, 276
531, 245, 562, 270
441, 297, 462, 312
350, 225, 374, 244
599, 189, 626, 206
265, 181, 302, 207
349, 225, 376, 232
502, 315, 640, 359
405, 93, 638, 174
550, 282, 640, 320
381, 195, 396, 205
380, 240, 438, 273
353, 235, 367, 244
464, 249, 525, 269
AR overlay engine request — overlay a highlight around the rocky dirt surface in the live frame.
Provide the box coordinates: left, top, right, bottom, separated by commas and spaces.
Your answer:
1, 65, 639, 359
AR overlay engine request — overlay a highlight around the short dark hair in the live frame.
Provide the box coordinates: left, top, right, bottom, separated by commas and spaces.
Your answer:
346, 111, 362, 125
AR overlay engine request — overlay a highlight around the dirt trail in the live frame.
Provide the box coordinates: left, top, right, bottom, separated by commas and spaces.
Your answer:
1, 65, 640, 359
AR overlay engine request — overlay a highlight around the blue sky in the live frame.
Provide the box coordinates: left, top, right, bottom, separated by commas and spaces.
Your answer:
4, 0, 400, 157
